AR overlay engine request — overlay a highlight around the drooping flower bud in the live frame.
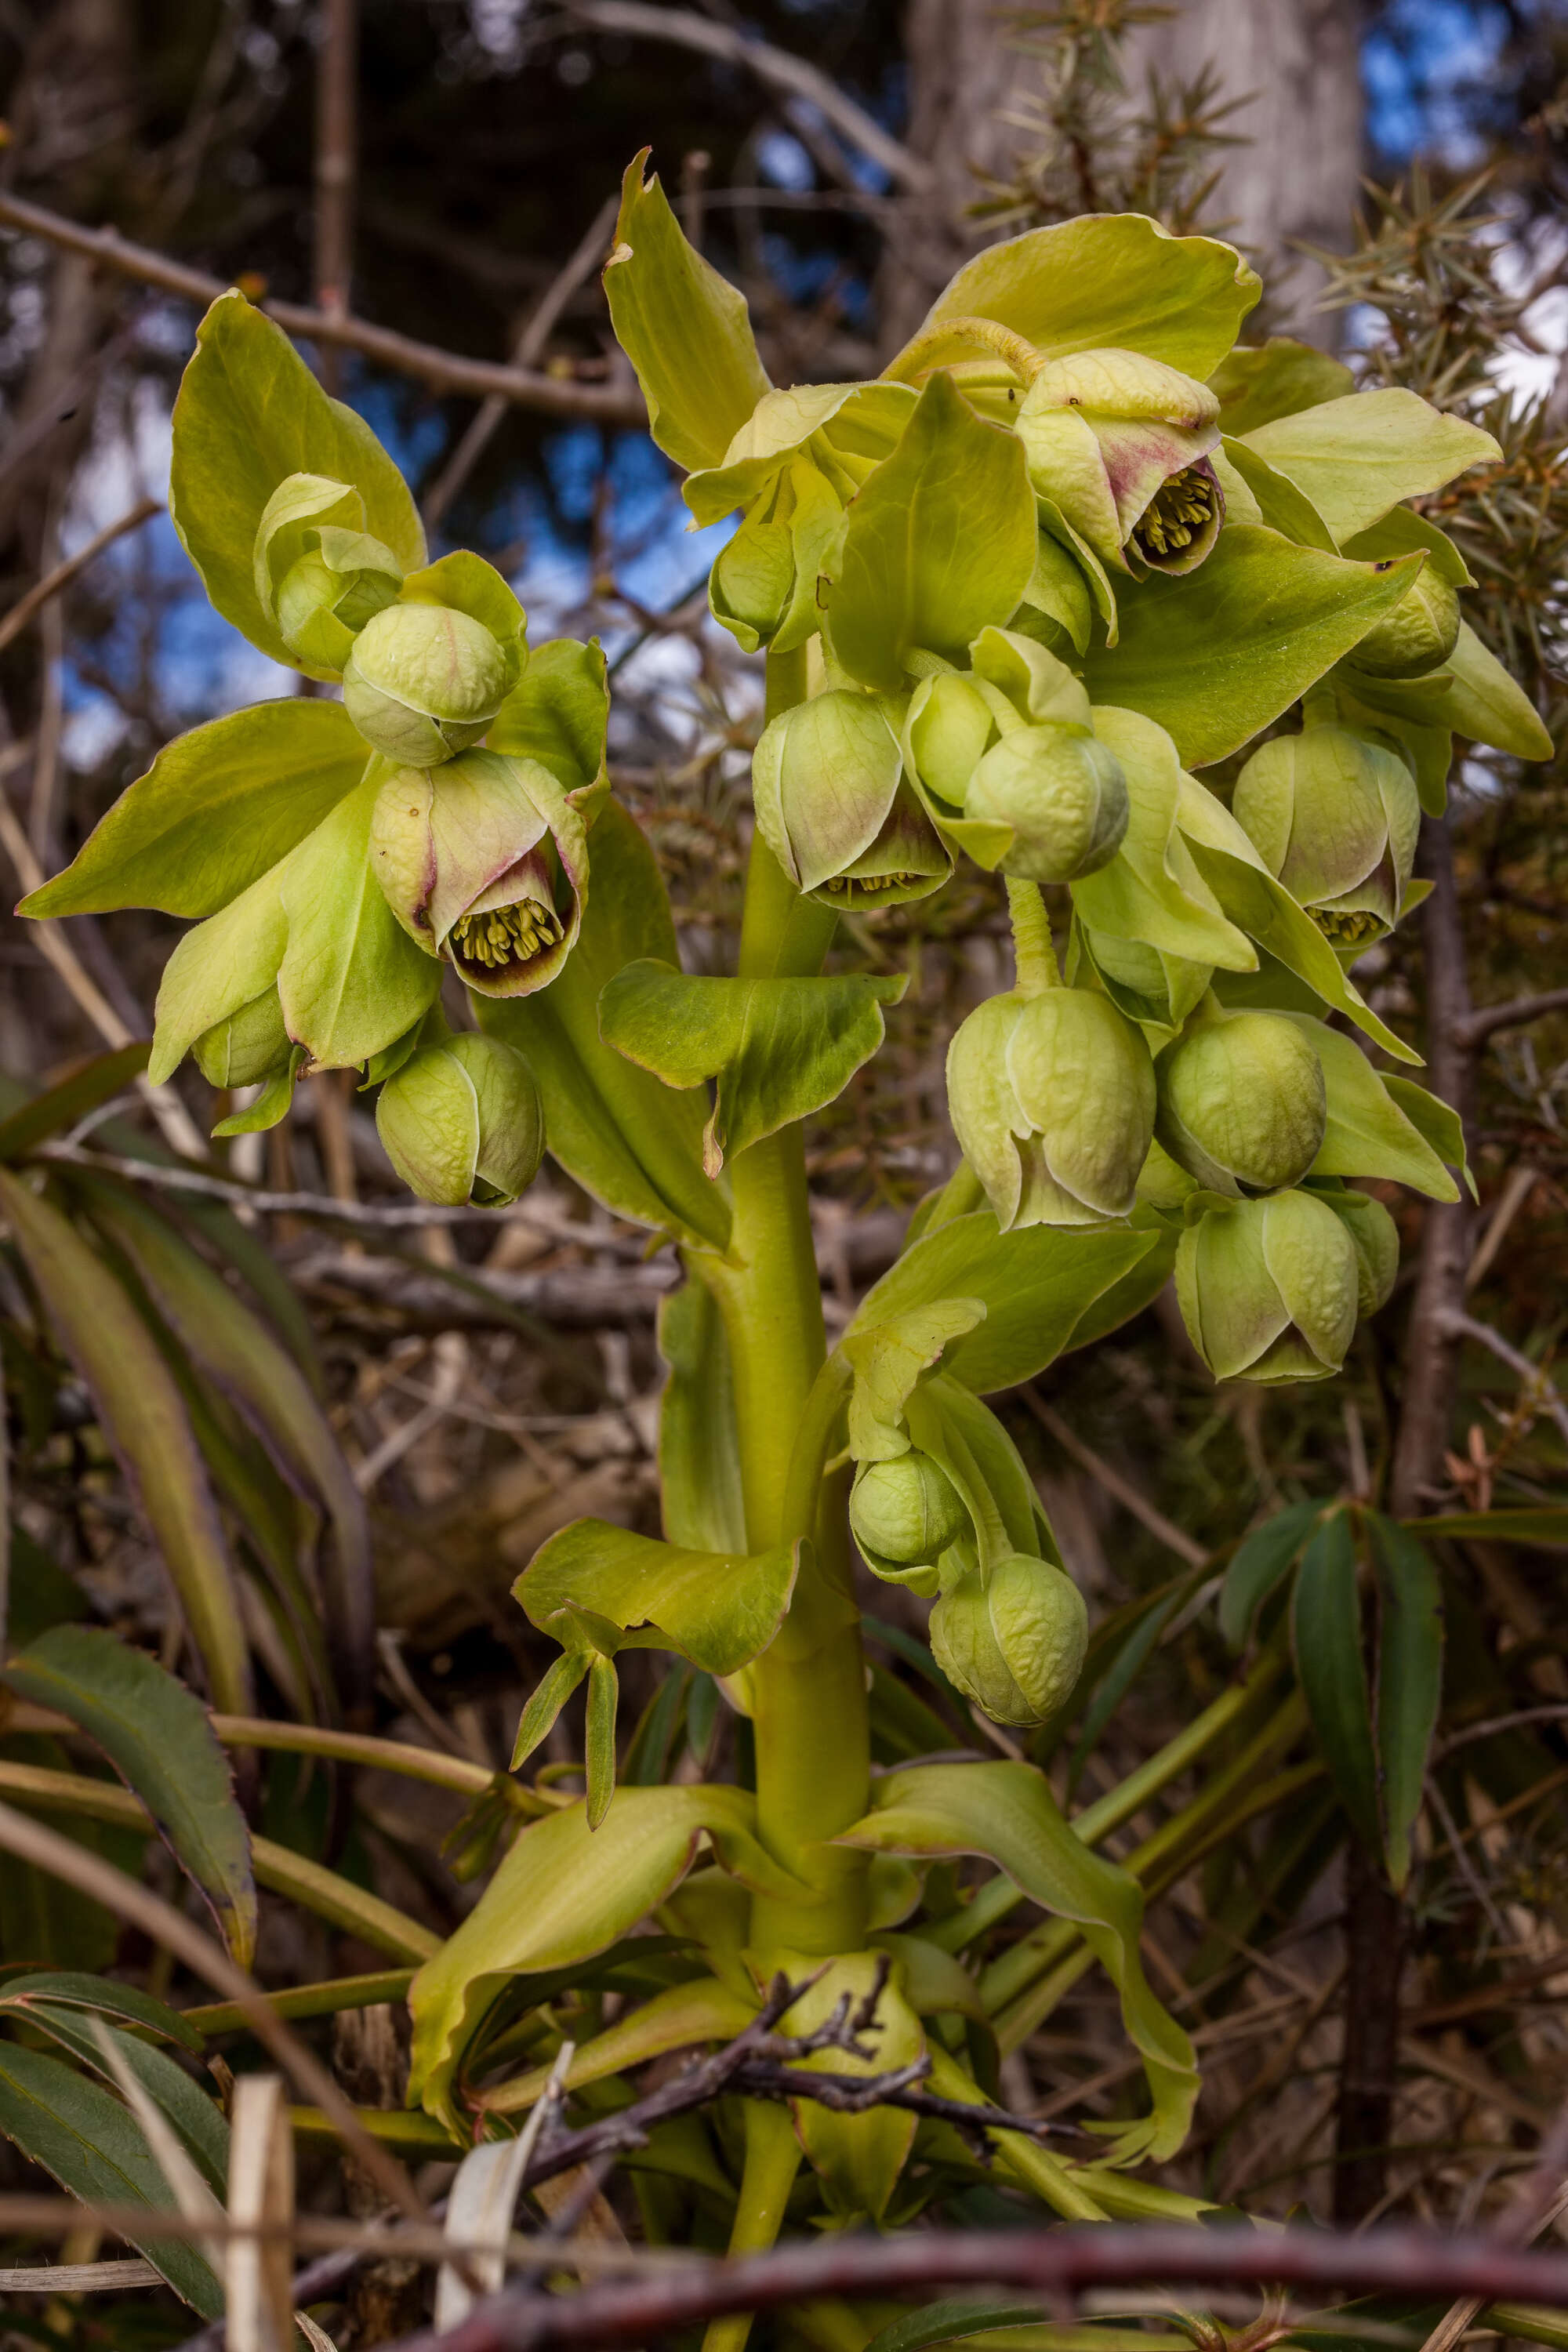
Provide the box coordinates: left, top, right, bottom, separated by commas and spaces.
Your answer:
1175, 1189, 1359, 1383
1231, 716, 1419, 948
253, 473, 402, 673
1315, 1184, 1399, 1315
343, 583, 521, 767
753, 688, 950, 909
930, 1554, 1088, 1726
964, 725, 1128, 883
376, 1029, 544, 1207
370, 749, 586, 997
904, 672, 994, 811
193, 986, 292, 1089
1156, 1004, 1327, 1196
1015, 349, 1223, 578
947, 985, 1156, 1229
1347, 566, 1461, 681
850, 1452, 969, 1577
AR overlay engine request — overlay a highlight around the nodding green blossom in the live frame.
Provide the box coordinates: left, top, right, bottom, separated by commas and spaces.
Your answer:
1156, 1004, 1327, 1196
1316, 1184, 1400, 1315
344, 601, 517, 767
930, 1554, 1088, 1726
193, 987, 292, 1091
752, 688, 950, 909
1231, 710, 1420, 948
1175, 1188, 1360, 1383
1346, 565, 1461, 680
370, 750, 586, 998
1015, 349, 1224, 578
850, 1452, 970, 1578
948, 985, 1156, 1229
376, 1029, 544, 1207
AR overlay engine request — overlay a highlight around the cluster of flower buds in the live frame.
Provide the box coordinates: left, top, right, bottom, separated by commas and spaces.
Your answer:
1231, 696, 1421, 949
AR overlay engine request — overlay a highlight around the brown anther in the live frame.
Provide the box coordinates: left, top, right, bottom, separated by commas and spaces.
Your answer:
1131, 464, 1217, 565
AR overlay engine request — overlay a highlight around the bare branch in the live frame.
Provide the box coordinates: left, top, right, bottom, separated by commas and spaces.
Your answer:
0, 496, 161, 656
1458, 989, 1568, 1048
1022, 1389, 1208, 1566
0, 191, 646, 423
1438, 1309, 1568, 1452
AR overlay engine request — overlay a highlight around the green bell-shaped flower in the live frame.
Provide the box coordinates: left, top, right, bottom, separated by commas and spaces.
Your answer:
1316, 1183, 1399, 1315
370, 749, 586, 997
343, 576, 522, 766
930, 1554, 1087, 1726
850, 1452, 970, 1578
1231, 710, 1420, 948
1015, 348, 1223, 578
947, 985, 1155, 1230
752, 688, 951, 909
376, 1029, 544, 1207
252, 472, 403, 673
192, 986, 292, 1090
964, 725, 1128, 884
1156, 1003, 1327, 1196
1347, 566, 1461, 681
1175, 1189, 1359, 1383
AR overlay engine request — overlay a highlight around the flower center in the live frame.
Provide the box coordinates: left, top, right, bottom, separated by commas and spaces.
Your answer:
821, 870, 920, 895
452, 899, 565, 971
1312, 905, 1385, 947
1133, 466, 1217, 561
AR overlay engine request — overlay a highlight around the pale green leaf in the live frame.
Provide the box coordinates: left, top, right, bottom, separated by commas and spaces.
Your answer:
20, 700, 369, 920
1078, 525, 1423, 768
170, 292, 424, 676
1381, 1074, 1475, 1196
481, 800, 728, 1250
1341, 503, 1472, 589
1070, 704, 1256, 971
1240, 389, 1499, 543
487, 637, 609, 794
599, 959, 906, 1175
1439, 620, 1553, 760
1289, 1018, 1458, 1200
824, 372, 1036, 692
514, 1519, 800, 1675
684, 381, 916, 526
2, 1626, 256, 1965
892, 213, 1258, 379
1208, 338, 1355, 436
843, 1299, 988, 1462
1215, 437, 1338, 551
277, 773, 444, 1069
604, 150, 771, 473
657, 1280, 746, 1553
835, 1759, 1199, 2160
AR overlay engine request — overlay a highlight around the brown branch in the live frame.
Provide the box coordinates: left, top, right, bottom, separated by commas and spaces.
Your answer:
376, 2222, 1568, 2352
0, 192, 645, 423
314, 0, 358, 383
557, 2, 935, 193
1457, 989, 1568, 1048
0, 496, 161, 656
1022, 1390, 1209, 1566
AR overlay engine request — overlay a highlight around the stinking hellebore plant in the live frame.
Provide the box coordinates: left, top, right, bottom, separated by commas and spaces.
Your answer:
20, 152, 1550, 2310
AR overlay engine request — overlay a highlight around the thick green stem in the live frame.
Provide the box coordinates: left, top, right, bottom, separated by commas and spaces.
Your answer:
705, 643, 871, 1954
1007, 877, 1061, 995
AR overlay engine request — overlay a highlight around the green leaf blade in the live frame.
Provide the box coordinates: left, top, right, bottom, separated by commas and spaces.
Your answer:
1367, 1512, 1443, 1891
1291, 1512, 1381, 1857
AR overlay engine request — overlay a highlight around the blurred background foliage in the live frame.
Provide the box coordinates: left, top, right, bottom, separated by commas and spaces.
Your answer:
1, 0, 1567, 2336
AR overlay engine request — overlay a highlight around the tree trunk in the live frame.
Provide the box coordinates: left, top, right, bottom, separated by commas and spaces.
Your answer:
884, 0, 1363, 354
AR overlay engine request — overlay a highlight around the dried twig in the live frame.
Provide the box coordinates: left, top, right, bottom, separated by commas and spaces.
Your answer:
0, 496, 161, 657
1457, 989, 1568, 1049
1022, 1388, 1208, 1566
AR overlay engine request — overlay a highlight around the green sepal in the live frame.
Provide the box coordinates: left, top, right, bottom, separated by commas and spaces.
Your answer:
169, 291, 425, 677
842, 1300, 988, 1463
277, 772, 446, 1069
20, 699, 371, 920
1288, 1016, 1458, 1199
1341, 503, 1472, 589
1236, 390, 1499, 546
683, 379, 914, 525
835, 1759, 1200, 2161
479, 799, 729, 1250
513, 1519, 801, 1677
824, 372, 1036, 692
488, 636, 609, 804
1212, 437, 1338, 551
903, 1374, 1054, 1576
1382, 1073, 1475, 1199
1439, 620, 1553, 760
509, 1650, 591, 1769
1079, 526, 1424, 769
887, 212, 1258, 381
1208, 338, 1354, 436
599, 960, 906, 1176
210, 1047, 305, 1138
604, 148, 771, 474
1014, 528, 1094, 655
407, 1784, 807, 2128
1069, 706, 1256, 971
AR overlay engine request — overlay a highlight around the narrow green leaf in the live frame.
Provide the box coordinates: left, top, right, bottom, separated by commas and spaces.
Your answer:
656, 1280, 746, 1554
851, 1212, 1160, 1396
1367, 1513, 1443, 1892
1239, 390, 1499, 543
170, 291, 425, 676
510, 1651, 591, 1770
1218, 1499, 1323, 1652
78, 1182, 372, 1713
1291, 1512, 1381, 1857
0, 1970, 205, 2055
599, 960, 906, 1176
1079, 526, 1423, 769
2, 1626, 256, 1967
1439, 620, 1554, 760
0, 2043, 222, 2313
825, 372, 1036, 691
481, 800, 728, 1250
1408, 1508, 1568, 1546
20, 2006, 228, 2194
894, 213, 1258, 379
0, 1045, 151, 1162
836, 1759, 1198, 2161
0, 1172, 251, 1716
859, 2299, 1049, 2352
604, 149, 771, 474
20, 700, 370, 920
585, 1656, 619, 1831
514, 1519, 800, 1677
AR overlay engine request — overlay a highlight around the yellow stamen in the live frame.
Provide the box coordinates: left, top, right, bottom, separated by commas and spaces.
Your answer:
452, 899, 565, 971
1312, 905, 1384, 947
1132, 466, 1217, 565
822, 870, 921, 896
